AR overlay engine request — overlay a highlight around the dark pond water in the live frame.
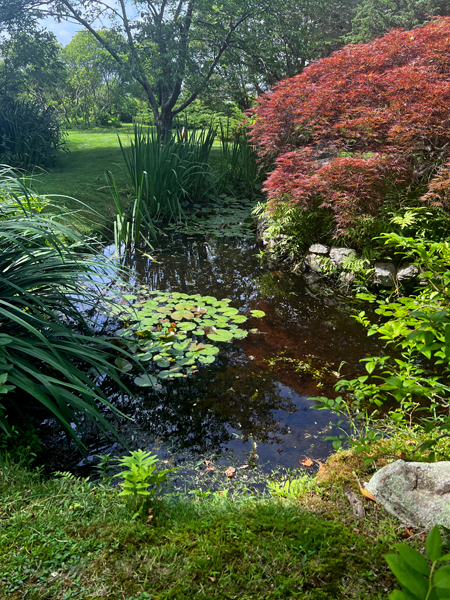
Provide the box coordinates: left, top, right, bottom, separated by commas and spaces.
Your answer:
38, 234, 383, 474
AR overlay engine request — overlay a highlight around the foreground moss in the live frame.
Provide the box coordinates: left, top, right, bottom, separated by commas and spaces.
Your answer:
0, 450, 416, 600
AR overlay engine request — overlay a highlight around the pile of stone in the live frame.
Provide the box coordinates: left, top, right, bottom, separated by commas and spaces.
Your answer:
304, 243, 419, 289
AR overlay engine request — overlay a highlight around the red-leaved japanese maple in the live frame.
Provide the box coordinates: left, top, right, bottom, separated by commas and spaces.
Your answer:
249, 17, 450, 238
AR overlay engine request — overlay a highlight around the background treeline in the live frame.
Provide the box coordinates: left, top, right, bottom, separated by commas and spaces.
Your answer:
1, 0, 449, 138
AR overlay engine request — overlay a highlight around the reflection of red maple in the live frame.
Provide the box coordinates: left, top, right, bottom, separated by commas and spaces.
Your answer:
241, 302, 338, 398
249, 18, 450, 238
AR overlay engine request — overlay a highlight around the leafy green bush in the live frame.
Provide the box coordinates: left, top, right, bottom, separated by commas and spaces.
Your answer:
112, 123, 217, 247
312, 230, 450, 461
0, 97, 66, 169
217, 123, 262, 197
0, 168, 132, 453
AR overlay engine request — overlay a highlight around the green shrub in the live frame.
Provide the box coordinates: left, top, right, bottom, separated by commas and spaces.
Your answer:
0, 97, 66, 169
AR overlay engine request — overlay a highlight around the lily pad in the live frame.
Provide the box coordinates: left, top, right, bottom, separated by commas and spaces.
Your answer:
250, 310, 266, 318
134, 374, 158, 387
207, 329, 234, 342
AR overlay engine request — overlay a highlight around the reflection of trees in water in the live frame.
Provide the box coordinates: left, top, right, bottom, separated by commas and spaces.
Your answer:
99, 350, 296, 454
124, 235, 263, 311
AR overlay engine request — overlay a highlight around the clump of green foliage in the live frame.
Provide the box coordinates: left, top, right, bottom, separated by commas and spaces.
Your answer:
111, 290, 264, 384
387, 525, 450, 600
0, 96, 66, 169
0, 168, 134, 456
311, 229, 450, 462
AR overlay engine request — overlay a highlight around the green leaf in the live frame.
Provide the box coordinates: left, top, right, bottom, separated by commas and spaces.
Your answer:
434, 566, 450, 589
134, 374, 157, 387
426, 526, 443, 562
250, 310, 265, 318
114, 357, 133, 373
206, 329, 234, 342
171, 310, 194, 320
198, 355, 215, 364
394, 545, 430, 575
385, 554, 428, 598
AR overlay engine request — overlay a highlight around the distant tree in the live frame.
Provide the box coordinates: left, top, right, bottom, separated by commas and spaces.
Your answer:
62, 30, 134, 126
249, 18, 450, 237
202, 0, 362, 110
35, 0, 259, 139
347, 0, 450, 43
0, 28, 64, 99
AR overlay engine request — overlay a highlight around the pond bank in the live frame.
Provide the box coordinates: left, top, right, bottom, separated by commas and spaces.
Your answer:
1, 442, 418, 600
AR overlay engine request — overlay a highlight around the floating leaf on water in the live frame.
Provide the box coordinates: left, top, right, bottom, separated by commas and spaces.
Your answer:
231, 315, 247, 324
134, 374, 158, 387
250, 310, 266, 318
199, 355, 215, 364
115, 357, 133, 372
171, 310, 195, 321
207, 329, 234, 342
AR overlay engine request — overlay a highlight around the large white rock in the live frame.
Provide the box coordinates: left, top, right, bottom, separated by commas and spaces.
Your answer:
330, 247, 356, 268
308, 243, 329, 255
304, 253, 331, 273
373, 262, 396, 288
366, 460, 450, 528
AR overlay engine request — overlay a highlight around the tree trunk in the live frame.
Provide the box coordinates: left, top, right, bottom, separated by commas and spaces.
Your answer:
156, 109, 173, 142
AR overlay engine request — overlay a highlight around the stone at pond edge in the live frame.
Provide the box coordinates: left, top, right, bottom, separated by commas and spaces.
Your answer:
397, 264, 419, 283
329, 247, 356, 267
365, 459, 450, 529
305, 253, 330, 273
373, 262, 396, 288
308, 243, 329, 255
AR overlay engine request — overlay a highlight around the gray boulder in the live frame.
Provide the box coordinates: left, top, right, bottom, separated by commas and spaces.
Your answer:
366, 460, 450, 528
397, 264, 419, 284
338, 271, 356, 286
330, 247, 356, 268
308, 243, 329, 255
304, 253, 331, 273
373, 262, 396, 288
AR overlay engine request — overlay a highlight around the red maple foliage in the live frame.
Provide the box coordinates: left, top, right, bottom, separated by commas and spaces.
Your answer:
249, 18, 450, 237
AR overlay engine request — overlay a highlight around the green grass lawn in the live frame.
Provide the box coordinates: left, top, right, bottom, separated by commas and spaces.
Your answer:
0, 451, 405, 600
31, 128, 134, 233
30, 128, 224, 237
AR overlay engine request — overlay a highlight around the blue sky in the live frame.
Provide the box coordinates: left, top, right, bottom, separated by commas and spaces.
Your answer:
41, 16, 81, 45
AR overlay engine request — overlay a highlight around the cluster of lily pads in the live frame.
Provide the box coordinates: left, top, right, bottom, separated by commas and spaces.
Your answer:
113, 290, 264, 387
165, 196, 257, 238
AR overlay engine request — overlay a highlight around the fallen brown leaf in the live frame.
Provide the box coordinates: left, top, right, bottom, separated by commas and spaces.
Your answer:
146, 508, 154, 524
239, 465, 249, 470
360, 487, 376, 502
208, 577, 216, 583
301, 457, 314, 467
225, 467, 236, 478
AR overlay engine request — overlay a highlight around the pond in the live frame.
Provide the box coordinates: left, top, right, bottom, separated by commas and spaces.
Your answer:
37, 233, 383, 474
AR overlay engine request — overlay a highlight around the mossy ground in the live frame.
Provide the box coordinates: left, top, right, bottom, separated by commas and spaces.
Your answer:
0, 442, 436, 600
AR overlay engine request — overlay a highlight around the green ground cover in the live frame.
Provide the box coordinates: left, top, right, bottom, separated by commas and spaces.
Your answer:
0, 449, 413, 600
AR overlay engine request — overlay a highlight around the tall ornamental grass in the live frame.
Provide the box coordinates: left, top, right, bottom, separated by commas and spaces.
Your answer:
0, 97, 67, 169
117, 123, 216, 224
0, 168, 131, 453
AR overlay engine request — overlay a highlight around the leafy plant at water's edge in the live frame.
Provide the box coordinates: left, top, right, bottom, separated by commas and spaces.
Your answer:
0, 168, 137, 456
311, 231, 450, 461
387, 526, 450, 600
111, 290, 265, 384
114, 449, 178, 513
